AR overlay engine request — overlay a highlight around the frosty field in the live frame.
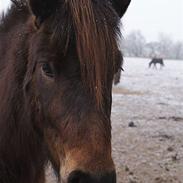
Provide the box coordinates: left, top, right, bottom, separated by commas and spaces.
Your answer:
112, 57, 183, 183
47, 57, 183, 183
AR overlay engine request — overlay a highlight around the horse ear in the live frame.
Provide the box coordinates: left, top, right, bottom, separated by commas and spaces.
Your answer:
111, 0, 131, 18
28, 0, 58, 27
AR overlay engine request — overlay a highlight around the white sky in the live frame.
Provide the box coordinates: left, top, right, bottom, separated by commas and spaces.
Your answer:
0, 0, 183, 42
0, 0, 11, 12
122, 0, 183, 42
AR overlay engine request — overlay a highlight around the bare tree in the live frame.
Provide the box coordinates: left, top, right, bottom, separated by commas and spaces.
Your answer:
123, 31, 183, 60
124, 30, 146, 57
173, 42, 183, 59
158, 33, 174, 59
145, 42, 160, 58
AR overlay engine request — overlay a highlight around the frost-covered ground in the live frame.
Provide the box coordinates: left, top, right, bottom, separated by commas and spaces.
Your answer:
112, 57, 183, 183
47, 57, 183, 183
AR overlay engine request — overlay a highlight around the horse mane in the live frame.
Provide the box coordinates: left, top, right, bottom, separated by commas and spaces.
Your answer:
69, 0, 119, 108
0, 2, 46, 182
0, 45, 45, 182
51, 0, 121, 108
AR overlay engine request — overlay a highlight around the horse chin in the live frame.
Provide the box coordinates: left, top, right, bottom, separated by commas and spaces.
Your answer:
60, 176, 67, 183
59, 159, 79, 183
60, 168, 70, 183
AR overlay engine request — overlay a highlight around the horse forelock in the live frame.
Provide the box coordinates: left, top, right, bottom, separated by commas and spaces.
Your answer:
50, 0, 121, 108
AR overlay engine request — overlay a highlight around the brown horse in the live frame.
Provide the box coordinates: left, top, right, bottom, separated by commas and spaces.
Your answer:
0, 0, 131, 183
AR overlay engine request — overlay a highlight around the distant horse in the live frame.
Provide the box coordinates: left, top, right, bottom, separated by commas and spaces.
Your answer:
149, 58, 164, 69
0, 0, 131, 183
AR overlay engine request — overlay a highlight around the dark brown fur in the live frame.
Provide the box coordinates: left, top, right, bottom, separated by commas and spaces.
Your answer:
149, 58, 164, 69
0, 0, 130, 182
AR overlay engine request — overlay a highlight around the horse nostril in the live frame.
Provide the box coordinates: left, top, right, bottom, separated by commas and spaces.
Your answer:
67, 170, 116, 183
68, 170, 92, 183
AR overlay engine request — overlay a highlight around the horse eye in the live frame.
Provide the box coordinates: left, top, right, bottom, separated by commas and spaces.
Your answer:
42, 63, 54, 78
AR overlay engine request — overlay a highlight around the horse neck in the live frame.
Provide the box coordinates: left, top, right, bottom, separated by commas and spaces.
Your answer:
0, 119, 45, 183
0, 3, 29, 69
0, 79, 46, 183
0, 26, 46, 183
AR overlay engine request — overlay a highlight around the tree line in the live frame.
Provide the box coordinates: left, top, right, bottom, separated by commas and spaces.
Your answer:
122, 30, 183, 60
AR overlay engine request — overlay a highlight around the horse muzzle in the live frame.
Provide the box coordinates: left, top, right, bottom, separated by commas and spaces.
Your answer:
67, 170, 116, 183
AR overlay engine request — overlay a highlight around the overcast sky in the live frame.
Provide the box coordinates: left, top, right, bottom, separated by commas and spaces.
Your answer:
0, 0, 10, 12
122, 0, 183, 42
0, 0, 183, 42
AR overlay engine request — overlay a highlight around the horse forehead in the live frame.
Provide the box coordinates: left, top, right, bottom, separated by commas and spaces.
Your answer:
49, 6, 116, 35
40, 2, 118, 58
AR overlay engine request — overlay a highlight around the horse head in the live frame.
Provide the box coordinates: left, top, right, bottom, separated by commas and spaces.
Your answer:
24, 0, 131, 182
